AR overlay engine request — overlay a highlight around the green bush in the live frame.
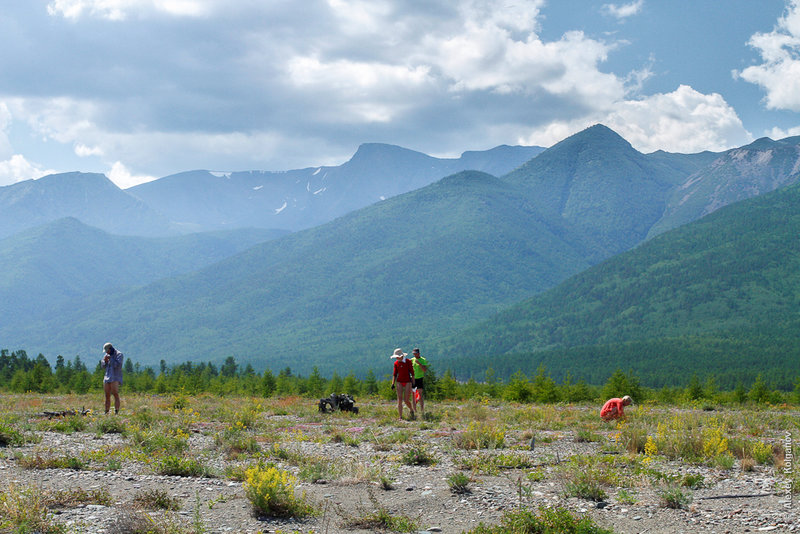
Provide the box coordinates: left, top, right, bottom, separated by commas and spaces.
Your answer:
466, 506, 614, 534
400, 443, 436, 466
0, 422, 26, 447
133, 488, 182, 511
659, 485, 693, 509
156, 455, 208, 477
447, 472, 472, 494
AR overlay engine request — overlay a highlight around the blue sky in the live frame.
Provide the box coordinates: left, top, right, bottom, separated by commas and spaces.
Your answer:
1, 0, 799, 188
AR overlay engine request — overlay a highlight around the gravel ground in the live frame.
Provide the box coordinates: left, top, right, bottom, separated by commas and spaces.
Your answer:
0, 402, 797, 534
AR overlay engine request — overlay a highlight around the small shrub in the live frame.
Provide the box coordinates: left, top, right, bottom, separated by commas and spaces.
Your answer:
298, 458, 338, 483
681, 473, 704, 489
741, 457, 756, 472
224, 464, 248, 482
659, 485, 693, 509
564, 476, 607, 502
526, 469, 545, 483
0, 422, 27, 447
215, 426, 260, 458
751, 441, 773, 464
0, 484, 67, 534
465, 506, 614, 534
559, 455, 619, 502
337, 490, 418, 532
379, 474, 395, 490
18, 453, 86, 470
702, 424, 729, 459
574, 429, 602, 443
128, 426, 189, 456
156, 455, 208, 477
244, 464, 315, 518
94, 417, 126, 435
713, 452, 735, 470
133, 489, 182, 511
42, 416, 87, 434
46, 487, 113, 508
452, 422, 505, 450
447, 472, 472, 494
171, 393, 189, 411
618, 421, 647, 454
400, 443, 436, 466
615, 489, 637, 504
109, 509, 186, 534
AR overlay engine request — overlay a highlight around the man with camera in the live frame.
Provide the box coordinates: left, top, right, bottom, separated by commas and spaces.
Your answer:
101, 343, 124, 415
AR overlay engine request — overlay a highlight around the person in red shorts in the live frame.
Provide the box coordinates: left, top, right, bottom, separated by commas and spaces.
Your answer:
600, 395, 632, 421
390, 348, 415, 420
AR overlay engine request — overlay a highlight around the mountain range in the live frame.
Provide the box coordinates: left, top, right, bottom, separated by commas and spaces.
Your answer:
0, 218, 285, 326
2, 125, 799, 384
438, 180, 800, 389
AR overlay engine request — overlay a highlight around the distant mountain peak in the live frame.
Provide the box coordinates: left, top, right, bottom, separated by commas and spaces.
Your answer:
349, 143, 428, 161
37, 171, 115, 186
559, 124, 635, 151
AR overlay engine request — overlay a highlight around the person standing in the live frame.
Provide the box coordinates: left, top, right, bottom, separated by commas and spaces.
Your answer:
411, 348, 428, 417
600, 395, 632, 421
101, 342, 123, 415
390, 348, 415, 420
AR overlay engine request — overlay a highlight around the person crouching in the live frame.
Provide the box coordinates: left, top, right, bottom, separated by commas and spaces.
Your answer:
600, 395, 632, 421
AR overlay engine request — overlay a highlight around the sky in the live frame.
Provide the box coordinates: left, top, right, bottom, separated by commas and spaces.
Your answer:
1, 0, 800, 189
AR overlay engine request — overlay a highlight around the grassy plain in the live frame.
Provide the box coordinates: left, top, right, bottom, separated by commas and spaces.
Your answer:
0, 393, 797, 533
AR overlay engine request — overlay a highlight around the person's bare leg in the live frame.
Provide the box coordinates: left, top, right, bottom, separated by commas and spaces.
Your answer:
396, 386, 404, 419
108, 382, 121, 414
403, 384, 414, 417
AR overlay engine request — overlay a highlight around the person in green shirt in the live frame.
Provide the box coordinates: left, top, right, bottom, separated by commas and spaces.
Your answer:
411, 348, 429, 416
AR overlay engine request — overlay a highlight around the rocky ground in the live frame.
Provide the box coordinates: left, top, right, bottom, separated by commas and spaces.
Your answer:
0, 398, 797, 533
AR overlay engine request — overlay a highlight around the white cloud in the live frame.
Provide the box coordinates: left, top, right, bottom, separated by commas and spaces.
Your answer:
75, 143, 104, 157
107, 161, 156, 188
47, 0, 212, 20
766, 125, 800, 139
0, 102, 12, 156
736, 0, 800, 111
287, 0, 622, 115
602, 1, 644, 20
521, 85, 753, 153
0, 155, 56, 186
1, 0, 761, 186
286, 57, 432, 122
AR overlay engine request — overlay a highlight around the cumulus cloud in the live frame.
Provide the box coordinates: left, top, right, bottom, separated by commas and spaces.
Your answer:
0, 0, 761, 186
602, 1, 644, 20
47, 0, 213, 20
767, 125, 800, 139
736, 0, 800, 111
0, 155, 56, 186
107, 161, 156, 189
521, 85, 753, 153
0, 102, 12, 156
